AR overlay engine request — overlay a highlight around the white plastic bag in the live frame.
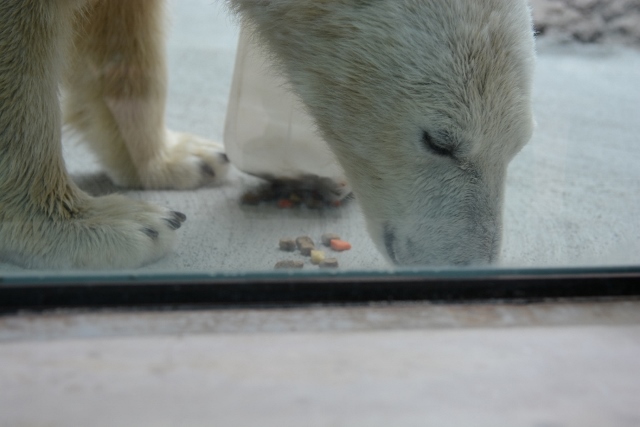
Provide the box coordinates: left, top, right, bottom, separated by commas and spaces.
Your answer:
223, 27, 348, 194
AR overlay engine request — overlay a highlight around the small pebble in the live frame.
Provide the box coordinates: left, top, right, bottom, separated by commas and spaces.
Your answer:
279, 238, 296, 252
321, 233, 341, 247
310, 250, 326, 265
319, 258, 339, 268
275, 260, 304, 269
296, 236, 315, 256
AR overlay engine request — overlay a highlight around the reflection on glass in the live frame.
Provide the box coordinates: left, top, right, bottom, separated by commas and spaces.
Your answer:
0, 0, 638, 278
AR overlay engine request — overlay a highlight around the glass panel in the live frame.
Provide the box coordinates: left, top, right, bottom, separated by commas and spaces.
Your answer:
0, 0, 638, 295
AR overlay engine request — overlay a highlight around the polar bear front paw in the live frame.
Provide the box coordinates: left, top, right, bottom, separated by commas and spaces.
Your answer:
110, 131, 231, 190
140, 131, 230, 190
0, 194, 186, 269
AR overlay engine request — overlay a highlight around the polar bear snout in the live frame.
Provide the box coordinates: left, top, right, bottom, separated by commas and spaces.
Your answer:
381, 218, 500, 267
383, 223, 399, 265
374, 169, 505, 267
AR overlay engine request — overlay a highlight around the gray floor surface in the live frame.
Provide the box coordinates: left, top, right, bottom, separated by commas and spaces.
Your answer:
1, 0, 639, 274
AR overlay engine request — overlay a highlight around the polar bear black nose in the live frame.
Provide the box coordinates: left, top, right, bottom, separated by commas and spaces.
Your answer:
383, 223, 398, 264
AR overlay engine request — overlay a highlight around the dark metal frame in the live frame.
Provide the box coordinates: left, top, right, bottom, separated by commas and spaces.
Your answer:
1, 266, 639, 314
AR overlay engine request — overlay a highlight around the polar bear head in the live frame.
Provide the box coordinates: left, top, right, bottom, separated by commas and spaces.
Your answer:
230, 0, 536, 266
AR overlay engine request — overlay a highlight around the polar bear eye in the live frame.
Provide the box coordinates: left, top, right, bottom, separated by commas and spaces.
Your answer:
422, 131, 454, 157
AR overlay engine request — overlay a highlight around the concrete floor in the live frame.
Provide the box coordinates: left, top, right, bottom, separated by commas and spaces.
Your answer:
2, 301, 640, 426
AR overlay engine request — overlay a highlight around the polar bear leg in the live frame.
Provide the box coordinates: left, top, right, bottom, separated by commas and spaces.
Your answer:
63, 0, 229, 190
0, 0, 185, 269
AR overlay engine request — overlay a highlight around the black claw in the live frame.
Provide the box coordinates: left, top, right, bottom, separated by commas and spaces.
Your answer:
219, 153, 230, 163
165, 211, 186, 230
201, 163, 216, 177
171, 211, 187, 222
142, 227, 159, 240
165, 218, 182, 230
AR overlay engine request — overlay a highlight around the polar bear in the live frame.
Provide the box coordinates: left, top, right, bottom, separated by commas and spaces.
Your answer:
0, 0, 230, 268
0, 0, 535, 269
230, 0, 536, 266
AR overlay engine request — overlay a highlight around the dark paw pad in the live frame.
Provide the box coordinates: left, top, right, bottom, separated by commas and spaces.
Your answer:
201, 163, 216, 177
142, 227, 160, 240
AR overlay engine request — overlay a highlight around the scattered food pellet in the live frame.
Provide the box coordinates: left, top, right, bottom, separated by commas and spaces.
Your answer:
310, 250, 326, 265
279, 238, 296, 252
319, 258, 339, 268
305, 199, 324, 209
296, 236, 316, 255
240, 179, 350, 209
295, 236, 314, 247
321, 233, 341, 247
330, 239, 352, 252
277, 199, 295, 209
275, 260, 304, 269
240, 191, 261, 205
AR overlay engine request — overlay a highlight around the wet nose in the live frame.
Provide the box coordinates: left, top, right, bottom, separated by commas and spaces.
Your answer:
383, 224, 398, 264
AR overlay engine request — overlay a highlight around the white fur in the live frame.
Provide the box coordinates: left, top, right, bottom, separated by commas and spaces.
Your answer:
0, 0, 228, 269
229, 0, 536, 266
0, 0, 535, 269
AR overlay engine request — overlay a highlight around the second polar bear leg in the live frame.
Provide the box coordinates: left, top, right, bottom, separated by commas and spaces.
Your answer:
0, 0, 186, 269
64, 0, 229, 190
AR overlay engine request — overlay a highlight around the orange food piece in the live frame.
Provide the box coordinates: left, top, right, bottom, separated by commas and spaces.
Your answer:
277, 199, 294, 209
330, 239, 352, 251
